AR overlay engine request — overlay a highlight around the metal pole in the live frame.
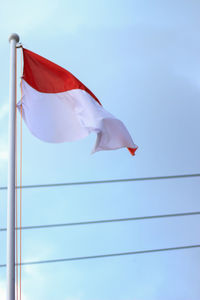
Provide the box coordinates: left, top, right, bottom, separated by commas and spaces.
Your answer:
7, 33, 19, 300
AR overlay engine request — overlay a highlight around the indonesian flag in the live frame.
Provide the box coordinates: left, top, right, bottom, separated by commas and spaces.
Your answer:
17, 48, 138, 155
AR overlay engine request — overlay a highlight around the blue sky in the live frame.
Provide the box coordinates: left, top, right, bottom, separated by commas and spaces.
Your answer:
0, 0, 200, 299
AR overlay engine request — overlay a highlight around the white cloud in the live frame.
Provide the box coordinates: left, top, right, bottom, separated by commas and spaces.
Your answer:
0, 150, 8, 161
0, 137, 8, 163
0, 281, 28, 300
0, 103, 8, 163
23, 264, 44, 283
0, 103, 9, 120
0, 282, 6, 300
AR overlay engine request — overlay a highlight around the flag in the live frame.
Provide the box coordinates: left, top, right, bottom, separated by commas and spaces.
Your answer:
17, 48, 138, 155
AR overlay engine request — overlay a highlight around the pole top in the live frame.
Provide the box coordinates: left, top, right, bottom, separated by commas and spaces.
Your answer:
9, 33, 20, 43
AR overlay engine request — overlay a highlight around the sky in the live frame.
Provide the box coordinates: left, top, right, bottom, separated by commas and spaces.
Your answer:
0, 0, 200, 299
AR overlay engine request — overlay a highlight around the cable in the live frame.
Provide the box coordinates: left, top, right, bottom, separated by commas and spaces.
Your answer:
0, 244, 200, 268
1, 211, 200, 232
0, 173, 200, 191
19, 54, 23, 300
15, 46, 18, 300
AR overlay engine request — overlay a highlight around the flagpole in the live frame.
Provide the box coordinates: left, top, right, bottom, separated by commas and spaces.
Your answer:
7, 33, 19, 300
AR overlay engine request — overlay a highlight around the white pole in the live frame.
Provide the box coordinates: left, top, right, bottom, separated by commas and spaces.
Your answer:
7, 33, 19, 300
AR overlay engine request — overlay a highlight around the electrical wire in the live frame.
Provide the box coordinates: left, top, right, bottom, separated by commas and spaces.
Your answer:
0, 244, 200, 268
1, 211, 200, 232
0, 173, 200, 191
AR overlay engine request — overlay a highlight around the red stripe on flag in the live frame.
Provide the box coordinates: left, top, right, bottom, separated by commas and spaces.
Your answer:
22, 48, 101, 105
128, 147, 138, 156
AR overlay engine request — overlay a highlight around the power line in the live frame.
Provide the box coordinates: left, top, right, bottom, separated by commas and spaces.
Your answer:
1, 211, 200, 232
0, 173, 199, 191
0, 244, 200, 268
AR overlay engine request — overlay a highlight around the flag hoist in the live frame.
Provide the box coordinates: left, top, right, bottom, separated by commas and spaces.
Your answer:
7, 33, 138, 300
